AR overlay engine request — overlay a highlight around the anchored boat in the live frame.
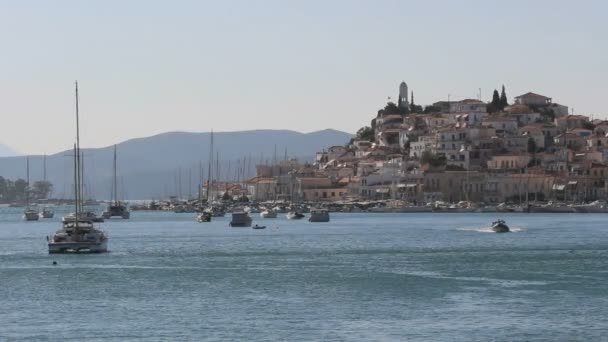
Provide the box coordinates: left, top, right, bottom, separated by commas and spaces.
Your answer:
230, 211, 252, 227
309, 208, 330, 222
48, 82, 108, 254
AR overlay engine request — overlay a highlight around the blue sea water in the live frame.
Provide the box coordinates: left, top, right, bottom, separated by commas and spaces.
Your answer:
1, 208, 607, 341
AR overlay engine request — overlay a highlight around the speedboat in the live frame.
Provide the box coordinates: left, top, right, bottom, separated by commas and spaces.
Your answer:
23, 207, 39, 221
48, 219, 108, 253
491, 219, 510, 233
252, 224, 266, 229
196, 212, 212, 222
308, 208, 330, 222
39, 206, 55, 219
260, 209, 277, 218
286, 210, 305, 220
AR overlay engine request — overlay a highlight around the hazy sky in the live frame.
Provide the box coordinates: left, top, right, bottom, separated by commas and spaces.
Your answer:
1, 0, 606, 154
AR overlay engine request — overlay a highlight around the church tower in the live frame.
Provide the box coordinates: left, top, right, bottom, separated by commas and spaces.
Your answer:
398, 81, 409, 109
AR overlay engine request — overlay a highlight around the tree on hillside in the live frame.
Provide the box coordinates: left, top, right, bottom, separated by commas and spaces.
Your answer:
500, 85, 509, 108
377, 102, 408, 116
488, 89, 501, 113
423, 105, 440, 114
356, 126, 375, 142
420, 151, 447, 167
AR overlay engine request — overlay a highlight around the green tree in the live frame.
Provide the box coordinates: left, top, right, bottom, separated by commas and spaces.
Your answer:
423, 105, 440, 113
0, 176, 6, 201
420, 151, 446, 167
527, 137, 537, 154
13, 179, 27, 201
488, 89, 501, 113
499, 85, 508, 108
356, 126, 375, 142
32, 180, 53, 199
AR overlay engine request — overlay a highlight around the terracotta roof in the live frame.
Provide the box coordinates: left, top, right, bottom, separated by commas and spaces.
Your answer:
515, 92, 551, 100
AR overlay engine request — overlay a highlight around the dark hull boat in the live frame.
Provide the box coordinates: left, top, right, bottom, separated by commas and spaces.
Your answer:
491, 220, 510, 233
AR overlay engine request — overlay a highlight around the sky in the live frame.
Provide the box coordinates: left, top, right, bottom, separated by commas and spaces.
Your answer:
1, 0, 607, 154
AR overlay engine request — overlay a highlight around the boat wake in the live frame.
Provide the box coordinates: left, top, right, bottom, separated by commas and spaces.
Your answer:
457, 225, 524, 233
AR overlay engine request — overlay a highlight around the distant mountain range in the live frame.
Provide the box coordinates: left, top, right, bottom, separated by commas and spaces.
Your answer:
0, 129, 352, 200
0, 143, 20, 157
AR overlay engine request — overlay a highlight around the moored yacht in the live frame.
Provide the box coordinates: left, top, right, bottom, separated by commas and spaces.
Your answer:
102, 145, 130, 219
48, 218, 108, 253
48, 81, 108, 254
230, 210, 252, 227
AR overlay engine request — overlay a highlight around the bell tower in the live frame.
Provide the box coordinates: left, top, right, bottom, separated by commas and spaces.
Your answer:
398, 81, 409, 109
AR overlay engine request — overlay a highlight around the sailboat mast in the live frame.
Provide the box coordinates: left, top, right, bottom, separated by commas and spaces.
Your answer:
26, 156, 30, 206
43, 154, 47, 182
206, 130, 213, 201
74, 81, 83, 219
73, 144, 79, 217
113, 145, 117, 204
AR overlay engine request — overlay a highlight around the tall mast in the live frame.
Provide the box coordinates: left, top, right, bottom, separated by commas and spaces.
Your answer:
113, 145, 117, 204
26, 156, 30, 206
75, 81, 82, 218
43, 153, 47, 182
206, 130, 213, 201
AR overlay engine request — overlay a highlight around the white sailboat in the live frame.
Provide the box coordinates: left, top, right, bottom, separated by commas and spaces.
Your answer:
48, 82, 108, 254
102, 145, 130, 219
23, 156, 39, 221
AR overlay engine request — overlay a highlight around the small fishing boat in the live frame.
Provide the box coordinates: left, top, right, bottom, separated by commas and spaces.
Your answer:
252, 224, 266, 229
491, 219, 510, 233
308, 208, 330, 222
196, 212, 212, 222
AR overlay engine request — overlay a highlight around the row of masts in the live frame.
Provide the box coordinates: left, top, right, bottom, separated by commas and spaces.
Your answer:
161, 144, 291, 201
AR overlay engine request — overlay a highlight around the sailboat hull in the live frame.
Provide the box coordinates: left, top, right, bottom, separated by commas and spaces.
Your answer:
48, 240, 108, 254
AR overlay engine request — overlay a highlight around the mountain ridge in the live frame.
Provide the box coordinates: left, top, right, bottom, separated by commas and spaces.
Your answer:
0, 129, 353, 199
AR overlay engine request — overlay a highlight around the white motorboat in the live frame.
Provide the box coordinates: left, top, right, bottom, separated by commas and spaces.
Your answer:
309, 208, 330, 222
286, 210, 305, 220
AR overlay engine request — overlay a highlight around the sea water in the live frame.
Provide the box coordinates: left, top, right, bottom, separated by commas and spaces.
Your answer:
1, 209, 607, 341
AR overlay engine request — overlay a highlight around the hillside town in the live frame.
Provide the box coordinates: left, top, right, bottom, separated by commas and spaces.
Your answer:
235, 82, 608, 210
